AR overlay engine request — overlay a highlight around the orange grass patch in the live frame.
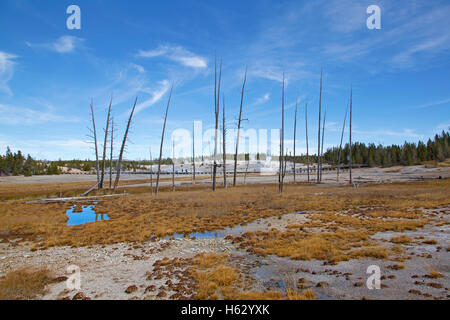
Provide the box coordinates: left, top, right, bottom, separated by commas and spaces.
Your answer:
188, 254, 315, 300
0, 268, 52, 300
0, 179, 448, 248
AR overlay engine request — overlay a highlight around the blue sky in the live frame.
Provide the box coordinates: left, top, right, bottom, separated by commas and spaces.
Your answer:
0, 0, 449, 160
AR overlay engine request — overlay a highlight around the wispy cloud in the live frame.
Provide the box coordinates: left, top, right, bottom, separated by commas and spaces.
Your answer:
0, 137, 88, 160
355, 128, 424, 140
323, 0, 368, 33
137, 45, 208, 68
437, 122, 450, 131
130, 63, 145, 74
0, 51, 17, 95
391, 35, 450, 67
254, 93, 270, 105
134, 80, 171, 114
250, 66, 286, 83
0, 103, 80, 125
26, 36, 85, 54
410, 97, 450, 109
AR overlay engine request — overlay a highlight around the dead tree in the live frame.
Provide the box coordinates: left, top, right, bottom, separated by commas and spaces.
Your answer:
320, 109, 326, 182
192, 122, 196, 185
113, 97, 138, 190
279, 72, 285, 194
337, 101, 349, 181
305, 103, 310, 182
293, 99, 298, 183
278, 133, 282, 188
172, 139, 175, 192
155, 85, 173, 195
233, 66, 247, 186
222, 94, 227, 188
212, 56, 222, 192
349, 87, 353, 185
109, 118, 114, 189
149, 147, 153, 195
99, 96, 112, 189
317, 70, 323, 183
89, 99, 100, 186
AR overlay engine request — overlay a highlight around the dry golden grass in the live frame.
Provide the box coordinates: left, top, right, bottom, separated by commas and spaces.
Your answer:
0, 179, 448, 249
227, 180, 449, 262
428, 268, 444, 279
423, 158, 450, 168
0, 268, 52, 300
390, 235, 412, 244
349, 247, 390, 259
189, 254, 315, 300
233, 228, 389, 263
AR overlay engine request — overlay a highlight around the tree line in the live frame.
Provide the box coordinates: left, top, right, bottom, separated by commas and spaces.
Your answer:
321, 130, 450, 167
0, 147, 60, 176
0, 147, 177, 177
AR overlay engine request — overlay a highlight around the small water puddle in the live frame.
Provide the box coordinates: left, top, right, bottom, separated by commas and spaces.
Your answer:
161, 211, 308, 240
66, 204, 109, 226
163, 224, 249, 240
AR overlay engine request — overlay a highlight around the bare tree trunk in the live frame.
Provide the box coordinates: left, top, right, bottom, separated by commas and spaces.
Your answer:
109, 118, 114, 189
172, 139, 175, 192
317, 70, 323, 183
233, 67, 247, 186
100, 97, 112, 189
155, 86, 173, 195
192, 122, 195, 185
320, 109, 326, 182
337, 102, 349, 181
212, 57, 222, 192
278, 134, 282, 188
305, 103, 310, 182
279, 72, 285, 194
114, 97, 138, 190
90, 99, 100, 187
149, 147, 153, 195
349, 87, 353, 185
293, 99, 298, 183
222, 94, 227, 188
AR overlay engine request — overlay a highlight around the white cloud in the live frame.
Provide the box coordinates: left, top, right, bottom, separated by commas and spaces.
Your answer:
137, 45, 207, 68
137, 46, 168, 58
251, 93, 270, 106
411, 97, 450, 109
437, 122, 450, 131
0, 137, 89, 160
52, 36, 79, 53
0, 51, 17, 95
130, 63, 145, 74
251, 66, 285, 83
134, 80, 171, 114
355, 128, 424, 140
391, 36, 450, 67
27, 36, 84, 54
0, 103, 80, 125
324, 0, 367, 33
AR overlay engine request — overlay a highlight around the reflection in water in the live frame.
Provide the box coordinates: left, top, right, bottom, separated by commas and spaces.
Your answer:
66, 205, 109, 226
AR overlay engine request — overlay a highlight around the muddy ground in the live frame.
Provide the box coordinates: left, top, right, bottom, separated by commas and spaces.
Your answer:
1, 206, 448, 300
